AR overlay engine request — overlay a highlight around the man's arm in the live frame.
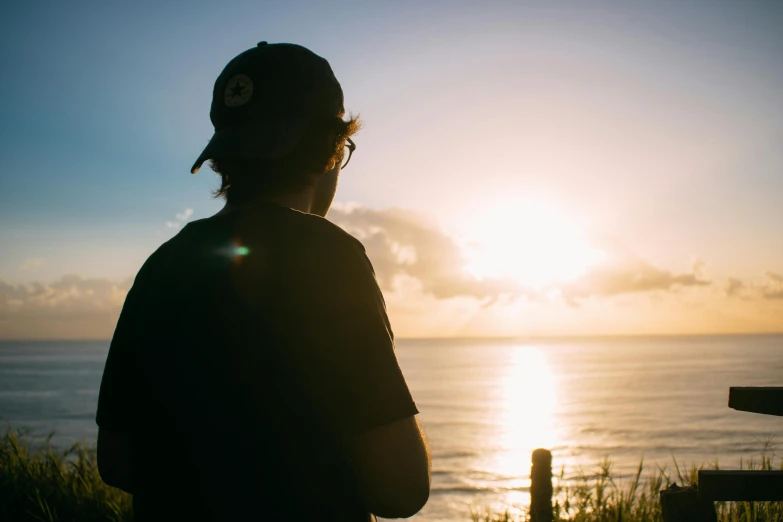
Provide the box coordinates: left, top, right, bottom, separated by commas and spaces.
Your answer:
97, 428, 133, 493
280, 237, 429, 516
352, 416, 431, 519
95, 254, 158, 494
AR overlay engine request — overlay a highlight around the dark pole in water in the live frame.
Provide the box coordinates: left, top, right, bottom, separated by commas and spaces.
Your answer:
530, 448, 553, 522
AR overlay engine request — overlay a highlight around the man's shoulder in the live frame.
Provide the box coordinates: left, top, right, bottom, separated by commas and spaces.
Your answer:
145, 207, 369, 270
128, 217, 221, 286
294, 211, 366, 255
264, 209, 376, 284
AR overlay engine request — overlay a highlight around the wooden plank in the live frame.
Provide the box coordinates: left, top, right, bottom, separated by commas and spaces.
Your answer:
728, 387, 783, 416
699, 470, 783, 501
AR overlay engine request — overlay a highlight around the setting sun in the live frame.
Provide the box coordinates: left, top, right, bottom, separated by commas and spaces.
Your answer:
461, 201, 604, 288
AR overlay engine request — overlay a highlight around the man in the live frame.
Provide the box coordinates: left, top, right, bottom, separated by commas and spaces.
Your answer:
96, 41, 430, 521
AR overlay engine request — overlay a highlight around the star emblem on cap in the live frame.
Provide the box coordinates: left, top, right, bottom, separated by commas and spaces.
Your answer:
232, 83, 246, 97
224, 74, 254, 107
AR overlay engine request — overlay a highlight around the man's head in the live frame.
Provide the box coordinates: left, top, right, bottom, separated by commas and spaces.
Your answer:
191, 42, 360, 209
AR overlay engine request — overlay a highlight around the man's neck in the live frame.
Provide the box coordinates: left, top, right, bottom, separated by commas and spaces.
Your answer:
217, 189, 315, 216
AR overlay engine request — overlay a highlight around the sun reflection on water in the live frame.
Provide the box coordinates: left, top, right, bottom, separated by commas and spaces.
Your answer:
486, 345, 560, 509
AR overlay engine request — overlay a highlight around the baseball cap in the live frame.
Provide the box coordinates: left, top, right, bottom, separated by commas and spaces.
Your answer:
190, 41, 344, 174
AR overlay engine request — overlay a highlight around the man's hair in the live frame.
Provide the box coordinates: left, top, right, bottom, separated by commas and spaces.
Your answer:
209, 115, 361, 204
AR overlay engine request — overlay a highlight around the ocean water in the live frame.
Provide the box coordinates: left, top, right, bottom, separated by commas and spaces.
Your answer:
1, 335, 782, 521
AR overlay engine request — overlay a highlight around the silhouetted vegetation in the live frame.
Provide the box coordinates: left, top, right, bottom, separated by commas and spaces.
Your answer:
3, 428, 782, 521
473, 443, 783, 522
0, 428, 132, 522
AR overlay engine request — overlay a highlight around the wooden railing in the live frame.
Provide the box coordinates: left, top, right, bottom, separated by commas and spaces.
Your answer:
660, 386, 783, 521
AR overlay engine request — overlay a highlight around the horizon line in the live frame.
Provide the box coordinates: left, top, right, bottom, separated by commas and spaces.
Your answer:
2, 331, 782, 343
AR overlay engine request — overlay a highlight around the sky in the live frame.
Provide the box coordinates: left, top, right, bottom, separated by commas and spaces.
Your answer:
1, 1, 782, 339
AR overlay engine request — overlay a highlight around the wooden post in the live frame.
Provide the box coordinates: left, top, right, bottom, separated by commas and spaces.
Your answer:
660, 483, 717, 522
530, 448, 553, 522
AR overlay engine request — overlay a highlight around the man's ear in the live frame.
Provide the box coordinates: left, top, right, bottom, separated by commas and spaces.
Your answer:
317, 129, 340, 174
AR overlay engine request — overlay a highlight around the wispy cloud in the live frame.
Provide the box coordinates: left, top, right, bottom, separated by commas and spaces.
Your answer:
19, 258, 46, 271
762, 271, 783, 299
166, 207, 194, 229
723, 270, 783, 300
0, 275, 132, 339
724, 277, 746, 298
558, 250, 709, 303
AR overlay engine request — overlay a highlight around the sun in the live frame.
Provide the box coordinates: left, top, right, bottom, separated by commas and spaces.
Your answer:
461, 200, 603, 288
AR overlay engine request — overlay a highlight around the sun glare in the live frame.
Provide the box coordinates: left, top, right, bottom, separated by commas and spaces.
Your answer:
478, 345, 560, 511
462, 201, 603, 288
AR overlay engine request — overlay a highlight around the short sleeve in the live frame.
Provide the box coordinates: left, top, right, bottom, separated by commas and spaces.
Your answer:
279, 237, 418, 438
96, 276, 143, 431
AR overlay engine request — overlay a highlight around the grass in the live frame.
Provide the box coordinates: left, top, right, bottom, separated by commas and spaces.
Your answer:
3, 427, 783, 522
0, 428, 132, 522
472, 440, 783, 522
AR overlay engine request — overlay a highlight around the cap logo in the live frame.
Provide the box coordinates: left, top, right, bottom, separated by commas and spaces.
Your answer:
224, 74, 254, 107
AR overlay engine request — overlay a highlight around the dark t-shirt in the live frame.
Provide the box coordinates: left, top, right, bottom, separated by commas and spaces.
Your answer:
96, 203, 418, 522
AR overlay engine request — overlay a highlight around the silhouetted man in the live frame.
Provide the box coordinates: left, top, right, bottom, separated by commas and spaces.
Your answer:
96, 41, 430, 521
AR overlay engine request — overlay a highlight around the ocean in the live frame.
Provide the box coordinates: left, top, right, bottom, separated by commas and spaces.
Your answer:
1, 335, 782, 521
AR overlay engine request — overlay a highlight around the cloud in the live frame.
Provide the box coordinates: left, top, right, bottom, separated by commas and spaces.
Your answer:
762, 271, 783, 299
329, 204, 709, 305
3, 204, 758, 339
724, 277, 746, 298
19, 258, 46, 271
0, 276, 131, 339
166, 207, 194, 229
767, 272, 783, 283
724, 271, 783, 300
329, 204, 526, 301
559, 253, 709, 303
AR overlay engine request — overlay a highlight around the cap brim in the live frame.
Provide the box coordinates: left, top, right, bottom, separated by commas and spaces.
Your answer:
190, 117, 309, 174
